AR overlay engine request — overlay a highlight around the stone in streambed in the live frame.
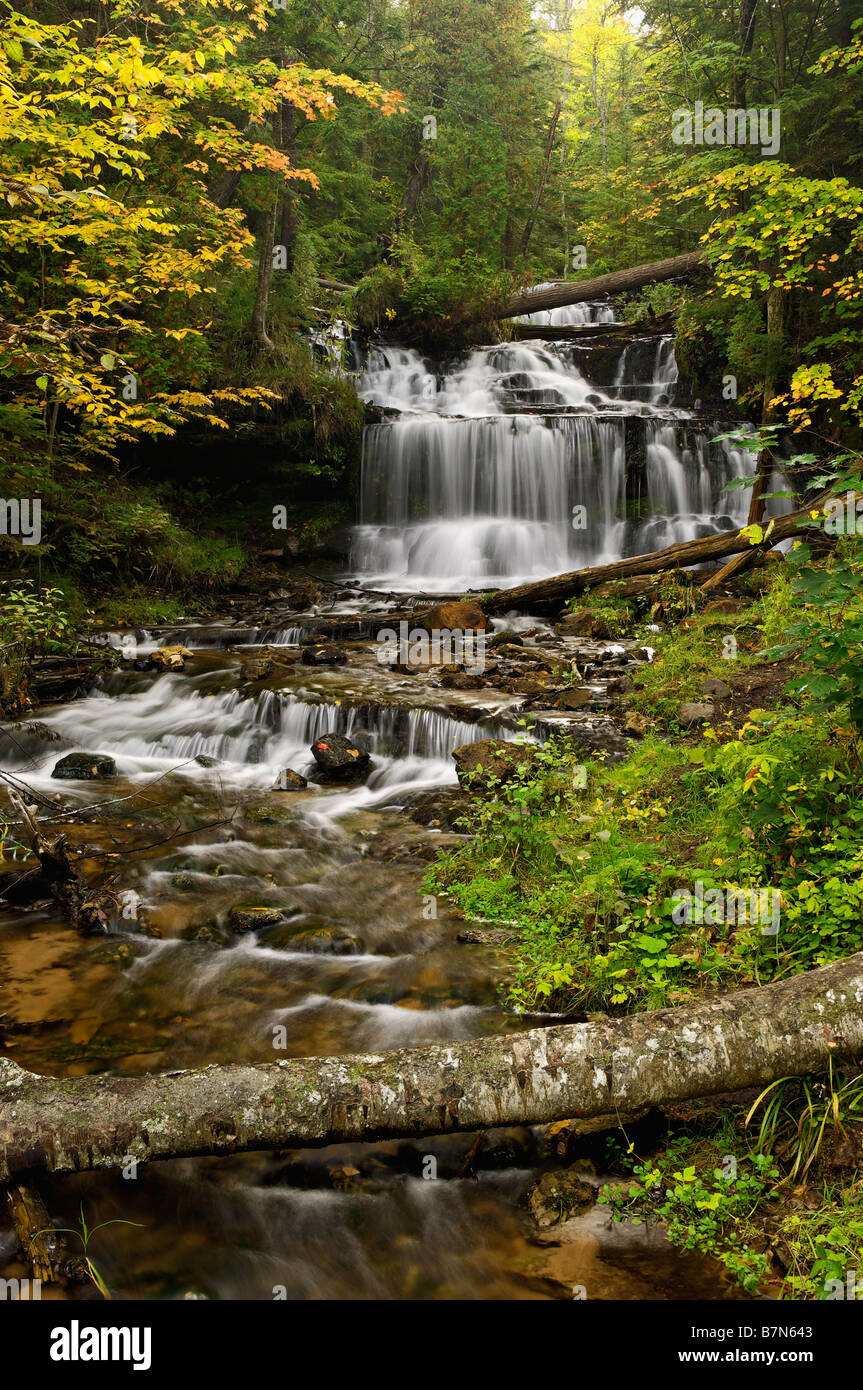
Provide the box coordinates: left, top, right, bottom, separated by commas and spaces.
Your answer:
241, 657, 274, 681
412, 600, 487, 633
150, 645, 193, 671
301, 645, 347, 666
52, 753, 117, 780
287, 925, 365, 955
440, 670, 485, 690
310, 732, 371, 780
227, 905, 288, 933
271, 768, 308, 791
526, 1170, 596, 1229
556, 609, 611, 639
557, 687, 593, 710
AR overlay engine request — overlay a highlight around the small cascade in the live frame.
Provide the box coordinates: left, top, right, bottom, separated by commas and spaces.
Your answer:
10, 676, 516, 794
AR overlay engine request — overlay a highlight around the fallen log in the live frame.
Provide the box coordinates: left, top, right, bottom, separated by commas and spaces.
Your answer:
500, 251, 705, 320
4, 1181, 87, 1285
2, 950, 862, 1178
480, 493, 827, 615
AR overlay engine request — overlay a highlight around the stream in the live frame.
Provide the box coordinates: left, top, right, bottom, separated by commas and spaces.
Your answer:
0, 305, 756, 1300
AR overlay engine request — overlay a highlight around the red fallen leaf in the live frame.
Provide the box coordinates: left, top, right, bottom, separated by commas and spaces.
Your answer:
317, 742, 330, 750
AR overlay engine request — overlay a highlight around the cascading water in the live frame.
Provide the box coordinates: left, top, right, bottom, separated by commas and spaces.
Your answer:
352, 312, 758, 591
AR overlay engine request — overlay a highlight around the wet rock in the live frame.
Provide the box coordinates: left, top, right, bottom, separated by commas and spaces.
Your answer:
556, 609, 610, 639
241, 657, 274, 681
526, 1169, 596, 1228
557, 687, 593, 710
700, 677, 732, 700
172, 873, 196, 891
452, 738, 537, 792
310, 731, 371, 780
606, 674, 634, 694
227, 905, 286, 933
510, 675, 556, 697
412, 600, 487, 633
271, 768, 308, 791
195, 754, 222, 768
677, 701, 715, 727
287, 582, 322, 608
301, 645, 347, 666
488, 630, 523, 649
51, 753, 117, 780
150, 644, 193, 671
440, 670, 486, 690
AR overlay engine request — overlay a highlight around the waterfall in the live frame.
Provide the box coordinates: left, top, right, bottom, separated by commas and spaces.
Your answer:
351, 312, 758, 591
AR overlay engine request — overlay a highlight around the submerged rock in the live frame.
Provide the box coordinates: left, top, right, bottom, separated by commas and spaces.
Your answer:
52, 752, 117, 780
243, 802, 294, 824
310, 732, 371, 779
287, 926, 364, 955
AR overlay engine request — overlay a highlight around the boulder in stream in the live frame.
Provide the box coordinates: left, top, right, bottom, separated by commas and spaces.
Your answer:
412, 600, 487, 634
310, 732, 371, 780
52, 752, 117, 780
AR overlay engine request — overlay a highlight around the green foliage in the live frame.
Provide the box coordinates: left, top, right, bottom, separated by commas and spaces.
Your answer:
600, 1141, 778, 1293
765, 528, 863, 729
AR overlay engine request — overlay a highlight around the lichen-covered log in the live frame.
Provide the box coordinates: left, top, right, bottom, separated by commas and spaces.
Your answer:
2, 953, 862, 1179
499, 251, 704, 320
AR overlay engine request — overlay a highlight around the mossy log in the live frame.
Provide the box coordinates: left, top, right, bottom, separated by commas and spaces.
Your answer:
2, 951, 862, 1178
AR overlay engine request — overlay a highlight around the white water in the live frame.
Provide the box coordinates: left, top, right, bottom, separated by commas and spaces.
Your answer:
8, 673, 521, 822
351, 312, 758, 592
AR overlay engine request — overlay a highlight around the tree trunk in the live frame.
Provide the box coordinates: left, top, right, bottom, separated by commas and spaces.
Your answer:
734, 0, 760, 107
2, 950, 862, 1178
499, 251, 704, 319
248, 197, 279, 350
519, 100, 563, 261
480, 488, 829, 614
278, 101, 298, 273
